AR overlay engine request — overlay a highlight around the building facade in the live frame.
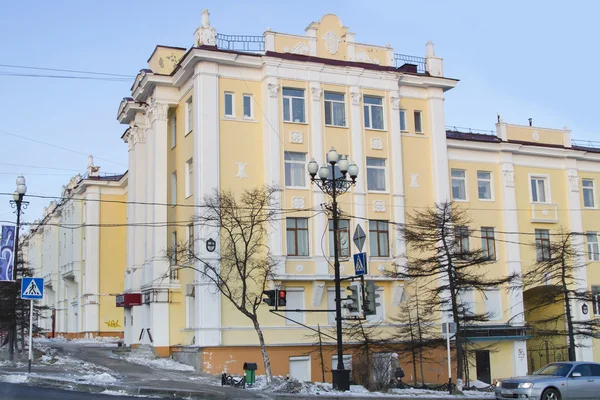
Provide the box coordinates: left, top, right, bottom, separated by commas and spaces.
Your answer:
23, 158, 128, 338
116, 11, 600, 383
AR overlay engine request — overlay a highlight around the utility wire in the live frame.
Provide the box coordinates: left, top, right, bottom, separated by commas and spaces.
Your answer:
0, 162, 82, 172
0, 64, 135, 78
0, 72, 131, 82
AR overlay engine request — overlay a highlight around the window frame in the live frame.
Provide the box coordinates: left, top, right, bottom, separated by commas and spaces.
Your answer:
369, 220, 390, 258
224, 92, 235, 118
284, 152, 307, 188
286, 218, 309, 257
328, 219, 350, 258
363, 96, 385, 130
592, 286, 600, 316
185, 97, 193, 135
451, 169, 468, 201
582, 179, 596, 209
414, 110, 423, 133
170, 114, 177, 149
454, 226, 470, 257
324, 91, 346, 127
243, 94, 253, 119
477, 171, 494, 201
399, 109, 407, 132
282, 88, 306, 123
285, 288, 306, 325
185, 158, 193, 198
187, 223, 194, 255
535, 229, 551, 261
484, 289, 502, 321
170, 231, 178, 267
481, 227, 496, 260
170, 171, 177, 207
587, 232, 599, 262
529, 174, 551, 204
366, 157, 387, 192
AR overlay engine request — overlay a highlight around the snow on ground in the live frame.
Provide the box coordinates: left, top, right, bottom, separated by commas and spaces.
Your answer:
0, 374, 29, 384
123, 354, 195, 371
34, 336, 121, 347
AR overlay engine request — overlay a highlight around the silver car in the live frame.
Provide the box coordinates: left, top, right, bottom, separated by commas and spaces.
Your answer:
495, 362, 600, 400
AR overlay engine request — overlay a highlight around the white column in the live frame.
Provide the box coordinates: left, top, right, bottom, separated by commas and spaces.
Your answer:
125, 131, 136, 287
193, 62, 221, 346
310, 83, 328, 275
82, 188, 100, 334
133, 124, 147, 285
262, 77, 284, 274
143, 110, 154, 284
566, 167, 593, 361
512, 341, 528, 377
427, 88, 450, 203
389, 92, 406, 267
349, 87, 367, 254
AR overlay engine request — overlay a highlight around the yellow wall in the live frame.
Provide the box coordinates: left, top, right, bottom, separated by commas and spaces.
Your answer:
506, 125, 567, 146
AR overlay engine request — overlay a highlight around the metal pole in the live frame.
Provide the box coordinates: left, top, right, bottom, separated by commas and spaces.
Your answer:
8, 195, 22, 361
446, 322, 452, 394
28, 299, 33, 373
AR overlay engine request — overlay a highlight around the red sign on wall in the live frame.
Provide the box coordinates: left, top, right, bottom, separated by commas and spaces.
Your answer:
116, 293, 142, 307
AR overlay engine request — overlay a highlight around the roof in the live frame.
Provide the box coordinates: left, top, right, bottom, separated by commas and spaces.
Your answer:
446, 130, 502, 143
82, 173, 126, 182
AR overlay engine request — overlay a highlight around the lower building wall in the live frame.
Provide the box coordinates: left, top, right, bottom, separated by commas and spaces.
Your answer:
48, 331, 124, 339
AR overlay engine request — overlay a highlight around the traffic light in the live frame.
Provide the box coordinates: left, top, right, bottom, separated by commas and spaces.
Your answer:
364, 281, 381, 316
343, 281, 363, 317
262, 290, 276, 307
277, 290, 287, 307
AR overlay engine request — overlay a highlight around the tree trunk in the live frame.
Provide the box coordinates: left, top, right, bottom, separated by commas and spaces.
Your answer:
564, 291, 577, 361
411, 348, 418, 386
252, 318, 272, 383
419, 347, 425, 386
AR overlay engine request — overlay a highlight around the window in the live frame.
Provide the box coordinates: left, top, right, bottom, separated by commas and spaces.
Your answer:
593, 286, 600, 316
364, 96, 384, 129
286, 218, 309, 256
185, 158, 193, 198
186, 286, 196, 329
327, 288, 337, 325
477, 171, 493, 200
531, 176, 549, 203
587, 233, 599, 261
170, 115, 177, 149
481, 227, 496, 260
170, 231, 178, 266
329, 219, 350, 258
171, 172, 177, 206
283, 88, 306, 123
188, 223, 194, 254
224, 92, 234, 117
186, 97, 193, 134
451, 169, 467, 201
414, 110, 423, 133
243, 94, 252, 118
535, 229, 551, 261
369, 220, 389, 257
458, 289, 475, 316
285, 289, 305, 325
399, 110, 407, 132
289, 356, 310, 382
366, 157, 386, 191
454, 226, 470, 256
332, 355, 353, 375
284, 152, 306, 188
583, 179, 596, 208
324, 92, 346, 127
484, 289, 502, 320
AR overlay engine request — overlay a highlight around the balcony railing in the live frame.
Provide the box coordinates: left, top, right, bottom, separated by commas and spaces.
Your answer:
394, 53, 426, 73
216, 33, 265, 52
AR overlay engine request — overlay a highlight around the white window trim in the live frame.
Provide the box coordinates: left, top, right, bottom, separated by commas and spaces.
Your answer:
582, 179, 597, 209
324, 91, 347, 128
451, 169, 469, 202
224, 92, 235, 118
283, 88, 307, 124
171, 172, 177, 207
528, 173, 552, 204
366, 157, 389, 194
414, 110, 423, 134
284, 152, 308, 189
477, 171, 495, 202
185, 98, 193, 136
399, 109, 408, 132
363, 96, 386, 131
185, 158, 193, 199
243, 94, 254, 120
587, 232, 600, 262
484, 289, 502, 321
286, 218, 311, 258
170, 115, 177, 149
285, 288, 306, 325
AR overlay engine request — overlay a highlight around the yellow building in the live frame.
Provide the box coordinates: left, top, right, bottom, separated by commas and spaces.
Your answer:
23, 157, 128, 338
116, 11, 600, 383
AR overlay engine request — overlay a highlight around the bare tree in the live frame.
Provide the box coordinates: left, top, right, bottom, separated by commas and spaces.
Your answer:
523, 229, 600, 361
394, 202, 518, 382
169, 186, 281, 382
391, 286, 444, 386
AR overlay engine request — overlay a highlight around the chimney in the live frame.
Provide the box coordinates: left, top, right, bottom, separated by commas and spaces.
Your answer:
425, 41, 443, 77
87, 155, 100, 177
194, 9, 217, 47
528, 118, 533, 127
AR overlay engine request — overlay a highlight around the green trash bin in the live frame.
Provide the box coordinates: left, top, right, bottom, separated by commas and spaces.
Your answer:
243, 362, 258, 385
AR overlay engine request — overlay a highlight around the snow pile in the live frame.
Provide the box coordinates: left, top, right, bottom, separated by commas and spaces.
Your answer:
0, 360, 27, 368
34, 336, 121, 347
79, 372, 119, 384
0, 374, 28, 383
124, 355, 195, 371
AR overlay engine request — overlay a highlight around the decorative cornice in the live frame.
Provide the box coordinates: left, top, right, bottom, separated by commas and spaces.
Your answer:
149, 99, 169, 122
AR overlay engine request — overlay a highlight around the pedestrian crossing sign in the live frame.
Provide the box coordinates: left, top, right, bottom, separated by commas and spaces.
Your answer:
353, 252, 367, 276
21, 277, 44, 300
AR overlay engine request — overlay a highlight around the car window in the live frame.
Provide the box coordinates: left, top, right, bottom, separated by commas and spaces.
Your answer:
590, 364, 600, 377
534, 363, 573, 377
572, 365, 593, 377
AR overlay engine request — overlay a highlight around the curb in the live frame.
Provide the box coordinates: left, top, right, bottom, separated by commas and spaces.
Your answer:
266, 395, 492, 400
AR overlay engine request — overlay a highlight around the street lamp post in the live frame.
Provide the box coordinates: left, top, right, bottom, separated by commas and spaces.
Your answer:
8, 175, 28, 361
307, 148, 358, 391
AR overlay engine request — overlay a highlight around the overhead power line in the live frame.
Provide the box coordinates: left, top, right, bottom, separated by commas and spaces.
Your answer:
0, 63, 135, 78
0, 72, 131, 82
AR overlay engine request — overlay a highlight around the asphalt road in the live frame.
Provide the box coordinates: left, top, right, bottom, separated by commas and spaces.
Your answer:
0, 383, 135, 400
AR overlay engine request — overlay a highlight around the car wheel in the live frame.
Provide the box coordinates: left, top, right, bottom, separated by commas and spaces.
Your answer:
541, 388, 560, 400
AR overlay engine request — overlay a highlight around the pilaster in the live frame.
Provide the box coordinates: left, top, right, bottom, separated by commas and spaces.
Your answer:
389, 91, 406, 266
427, 88, 450, 203
82, 187, 100, 334
349, 86, 367, 254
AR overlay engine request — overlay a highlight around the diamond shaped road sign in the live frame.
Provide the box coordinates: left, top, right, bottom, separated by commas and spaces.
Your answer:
353, 224, 366, 252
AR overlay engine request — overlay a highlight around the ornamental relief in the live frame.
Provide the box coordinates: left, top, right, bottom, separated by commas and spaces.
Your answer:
323, 31, 341, 55
268, 83, 280, 98
355, 50, 380, 65
290, 131, 303, 144
371, 138, 383, 150
283, 42, 310, 55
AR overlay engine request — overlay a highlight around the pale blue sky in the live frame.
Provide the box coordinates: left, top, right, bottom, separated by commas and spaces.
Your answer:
1, 0, 598, 226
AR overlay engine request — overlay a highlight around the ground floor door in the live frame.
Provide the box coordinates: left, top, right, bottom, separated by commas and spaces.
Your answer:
475, 350, 491, 384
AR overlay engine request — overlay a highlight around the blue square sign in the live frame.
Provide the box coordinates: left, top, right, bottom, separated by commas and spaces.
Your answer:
21, 277, 44, 300
353, 252, 367, 276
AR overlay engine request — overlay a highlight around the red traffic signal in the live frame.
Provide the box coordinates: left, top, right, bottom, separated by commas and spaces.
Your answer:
263, 289, 286, 308
278, 290, 287, 307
